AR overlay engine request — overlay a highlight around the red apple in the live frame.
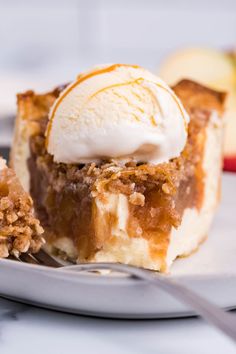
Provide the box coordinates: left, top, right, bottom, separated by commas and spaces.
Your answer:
223, 93, 236, 171
158, 47, 236, 172
224, 157, 236, 171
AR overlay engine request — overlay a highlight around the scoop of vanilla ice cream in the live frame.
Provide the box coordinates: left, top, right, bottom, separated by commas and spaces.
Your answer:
46, 64, 189, 164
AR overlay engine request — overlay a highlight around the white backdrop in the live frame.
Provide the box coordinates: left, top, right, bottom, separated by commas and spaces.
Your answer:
0, 0, 235, 143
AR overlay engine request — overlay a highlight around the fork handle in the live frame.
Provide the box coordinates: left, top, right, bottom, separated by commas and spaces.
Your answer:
64, 262, 236, 343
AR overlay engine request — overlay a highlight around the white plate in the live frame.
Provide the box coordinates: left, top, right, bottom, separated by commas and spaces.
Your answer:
0, 173, 235, 319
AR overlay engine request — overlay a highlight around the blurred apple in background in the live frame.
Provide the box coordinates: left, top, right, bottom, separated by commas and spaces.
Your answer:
158, 47, 236, 172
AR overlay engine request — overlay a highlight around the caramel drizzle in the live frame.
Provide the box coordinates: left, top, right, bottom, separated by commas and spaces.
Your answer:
85, 78, 159, 124
45, 65, 188, 147
87, 78, 187, 128
45, 64, 140, 147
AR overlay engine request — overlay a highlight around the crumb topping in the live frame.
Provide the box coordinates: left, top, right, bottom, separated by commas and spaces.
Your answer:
0, 166, 44, 258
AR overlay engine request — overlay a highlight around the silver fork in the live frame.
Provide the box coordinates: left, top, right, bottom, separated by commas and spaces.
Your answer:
12, 250, 236, 343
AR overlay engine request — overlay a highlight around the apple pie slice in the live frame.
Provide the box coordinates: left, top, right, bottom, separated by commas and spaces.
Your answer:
0, 158, 44, 258
11, 64, 225, 271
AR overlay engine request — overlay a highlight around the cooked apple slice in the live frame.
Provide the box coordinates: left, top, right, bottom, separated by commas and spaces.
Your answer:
159, 47, 236, 171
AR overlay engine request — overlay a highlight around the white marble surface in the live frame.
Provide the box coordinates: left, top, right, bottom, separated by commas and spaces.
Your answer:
0, 297, 235, 354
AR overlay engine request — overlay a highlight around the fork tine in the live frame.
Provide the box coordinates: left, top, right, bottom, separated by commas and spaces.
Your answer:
18, 253, 40, 265
33, 249, 63, 268
9, 255, 24, 263
9, 248, 72, 267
